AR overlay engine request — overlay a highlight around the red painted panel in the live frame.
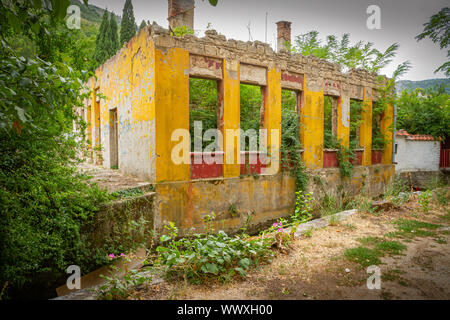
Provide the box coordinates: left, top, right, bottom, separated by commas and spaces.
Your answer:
240, 151, 266, 175
350, 150, 363, 166
371, 150, 382, 164
440, 149, 450, 168
323, 150, 339, 168
190, 152, 223, 179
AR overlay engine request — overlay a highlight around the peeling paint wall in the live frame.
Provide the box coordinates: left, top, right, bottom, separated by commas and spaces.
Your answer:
154, 164, 394, 235
155, 47, 190, 182
360, 87, 373, 166
301, 76, 324, 169
93, 29, 156, 182
83, 23, 397, 233
395, 137, 440, 172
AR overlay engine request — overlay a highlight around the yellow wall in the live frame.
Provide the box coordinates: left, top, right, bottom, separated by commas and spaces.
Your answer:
263, 66, 282, 174
92, 29, 156, 180
300, 76, 324, 169
155, 47, 190, 182
337, 95, 350, 147
360, 87, 373, 166
381, 103, 394, 164
222, 59, 241, 177
91, 88, 100, 147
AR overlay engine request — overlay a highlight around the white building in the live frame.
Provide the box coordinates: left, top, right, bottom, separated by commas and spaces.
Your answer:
395, 130, 440, 172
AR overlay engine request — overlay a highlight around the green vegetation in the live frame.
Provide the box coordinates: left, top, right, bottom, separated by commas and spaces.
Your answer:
372, 101, 387, 150
0, 0, 138, 299
97, 265, 151, 300
344, 247, 382, 267
153, 222, 274, 284
139, 20, 147, 31
280, 95, 309, 191
171, 25, 195, 37
396, 86, 449, 141
93, 10, 120, 68
396, 79, 450, 94
387, 218, 441, 239
120, 0, 137, 46
345, 238, 406, 267
189, 78, 218, 150
418, 190, 433, 214
290, 31, 409, 73
416, 7, 450, 76
240, 84, 263, 150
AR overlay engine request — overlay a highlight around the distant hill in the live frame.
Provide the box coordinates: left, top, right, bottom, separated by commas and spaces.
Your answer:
396, 78, 450, 94
69, 0, 121, 37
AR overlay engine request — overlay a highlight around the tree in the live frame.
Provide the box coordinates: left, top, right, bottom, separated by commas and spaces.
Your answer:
416, 7, 450, 76
139, 20, 147, 31
109, 12, 120, 53
396, 86, 450, 141
93, 9, 109, 66
120, 0, 136, 46
290, 31, 408, 74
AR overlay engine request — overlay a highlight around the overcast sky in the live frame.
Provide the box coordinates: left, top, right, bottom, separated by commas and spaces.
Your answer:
88, 0, 448, 81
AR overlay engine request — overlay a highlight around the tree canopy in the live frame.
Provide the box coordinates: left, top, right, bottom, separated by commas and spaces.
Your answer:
289, 31, 410, 75
120, 0, 137, 46
416, 7, 450, 76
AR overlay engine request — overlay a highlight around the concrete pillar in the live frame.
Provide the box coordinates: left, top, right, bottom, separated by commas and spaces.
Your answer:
360, 87, 373, 166
262, 66, 281, 174
221, 59, 241, 178
337, 93, 350, 147
155, 47, 190, 182
276, 21, 292, 52
300, 76, 324, 169
168, 0, 195, 30
381, 103, 394, 164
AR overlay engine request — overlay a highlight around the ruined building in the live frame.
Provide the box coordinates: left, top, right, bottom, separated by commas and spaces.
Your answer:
82, 0, 394, 234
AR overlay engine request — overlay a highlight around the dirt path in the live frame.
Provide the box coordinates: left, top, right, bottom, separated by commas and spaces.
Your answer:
138, 196, 450, 300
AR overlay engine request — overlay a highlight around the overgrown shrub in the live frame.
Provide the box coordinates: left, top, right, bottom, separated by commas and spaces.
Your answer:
0, 13, 126, 297
153, 222, 274, 284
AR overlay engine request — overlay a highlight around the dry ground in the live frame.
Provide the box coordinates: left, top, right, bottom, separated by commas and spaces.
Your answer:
136, 194, 450, 300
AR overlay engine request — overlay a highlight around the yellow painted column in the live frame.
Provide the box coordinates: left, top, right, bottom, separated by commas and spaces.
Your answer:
91, 88, 101, 147
300, 76, 324, 169
360, 87, 373, 166
87, 88, 93, 149
381, 103, 394, 164
155, 48, 190, 182
337, 94, 350, 147
263, 66, 281, 174
222, 59, 241, 178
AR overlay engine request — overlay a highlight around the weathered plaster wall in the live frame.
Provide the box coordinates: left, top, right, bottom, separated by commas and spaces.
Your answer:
93, 29, 156, 182
360, 87, 373, 166
154, 165, 394, 235
395, 137, 440, 172
83, 23, 396, 234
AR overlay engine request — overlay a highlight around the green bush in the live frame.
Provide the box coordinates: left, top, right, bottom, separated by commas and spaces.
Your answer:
153, 222, 274, 284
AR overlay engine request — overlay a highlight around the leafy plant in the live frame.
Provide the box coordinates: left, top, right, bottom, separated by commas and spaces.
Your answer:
171, 25, 195, 37
290, 31, 408, 73
396, 86, 449, 141
153, 222, 273, 284
97, 265, 151, 300
418, 190, 432, 214
416, 7, 450, 76
292, 190, 314, 223
189, 78, 218, 150
0, 1, 130, 299
280, 104, 309, 192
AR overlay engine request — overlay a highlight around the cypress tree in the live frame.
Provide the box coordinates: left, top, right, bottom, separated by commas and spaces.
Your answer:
120, 0, 136, 45
139, 20, 146, 31
109, 12, 120, 53
93, 10, 109, 67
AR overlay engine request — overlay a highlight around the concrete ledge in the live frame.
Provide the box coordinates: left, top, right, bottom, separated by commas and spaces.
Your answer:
291, 209, 357, 237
